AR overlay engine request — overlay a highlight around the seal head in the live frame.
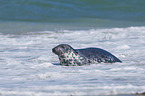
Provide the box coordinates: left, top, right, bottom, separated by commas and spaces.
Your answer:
52, 44, 88, 66
52, 44, 74, 56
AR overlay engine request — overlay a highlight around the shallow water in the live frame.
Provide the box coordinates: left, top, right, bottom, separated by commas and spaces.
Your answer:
0, 26, 145, 95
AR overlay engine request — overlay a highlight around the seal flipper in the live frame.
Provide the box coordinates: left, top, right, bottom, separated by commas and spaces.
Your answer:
110, 55, 122, 63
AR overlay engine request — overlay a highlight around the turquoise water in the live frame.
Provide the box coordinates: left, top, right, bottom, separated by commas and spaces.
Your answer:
0, 0, 145, 96
1, 0, 145, 22
0, 0, 145, 34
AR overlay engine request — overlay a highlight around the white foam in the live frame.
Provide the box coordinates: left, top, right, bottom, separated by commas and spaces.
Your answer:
0, 85, 145, 96
116, 45, 130, 49
0, 26, 145, 95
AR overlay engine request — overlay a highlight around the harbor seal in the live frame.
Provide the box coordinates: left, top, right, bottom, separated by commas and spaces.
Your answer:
52, 44, 122, 66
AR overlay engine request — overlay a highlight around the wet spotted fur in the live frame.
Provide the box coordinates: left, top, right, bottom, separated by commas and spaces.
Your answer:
58, 52, 88, 66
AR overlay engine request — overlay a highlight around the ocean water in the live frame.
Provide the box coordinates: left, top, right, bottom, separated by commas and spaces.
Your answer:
0, 0, 145, 96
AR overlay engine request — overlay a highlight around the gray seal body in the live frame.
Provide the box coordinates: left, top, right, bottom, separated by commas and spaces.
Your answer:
52, 44, 122, 66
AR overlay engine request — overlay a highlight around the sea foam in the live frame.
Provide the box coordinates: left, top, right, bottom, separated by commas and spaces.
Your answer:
0, 26, 145, 95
